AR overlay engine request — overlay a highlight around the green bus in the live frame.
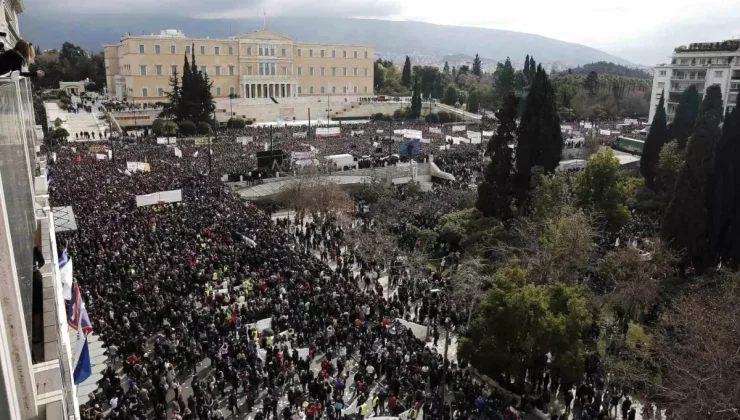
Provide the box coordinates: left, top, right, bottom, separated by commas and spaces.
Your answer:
614, 137, 645, 155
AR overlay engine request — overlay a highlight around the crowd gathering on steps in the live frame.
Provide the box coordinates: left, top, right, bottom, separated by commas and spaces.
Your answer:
46, 117, 662, 420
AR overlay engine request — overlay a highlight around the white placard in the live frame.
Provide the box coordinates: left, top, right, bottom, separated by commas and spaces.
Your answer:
452, 125, 466, 132
168, 137, 177, 144
482, 130, 494, 137
429, 127, 442, 134
95, 153, 106, 160
293, 132, 307, 138
316, 127, 341, 137
135, 189, 182, 207
156, 137, 167, 145
351, 130, 365, 135
376, 129, 384, 134
599, 129, 612, 136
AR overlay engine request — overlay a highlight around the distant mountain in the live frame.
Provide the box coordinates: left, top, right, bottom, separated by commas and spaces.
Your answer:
559, 61, 652, 79
19, 13, 630, 67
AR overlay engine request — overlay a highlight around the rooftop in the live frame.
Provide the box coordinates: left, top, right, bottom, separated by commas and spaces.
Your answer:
674, 40, 740, 53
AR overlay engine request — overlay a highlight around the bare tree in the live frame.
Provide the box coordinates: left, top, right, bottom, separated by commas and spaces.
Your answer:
275, 167, 354, 222
449, 257, 492, 329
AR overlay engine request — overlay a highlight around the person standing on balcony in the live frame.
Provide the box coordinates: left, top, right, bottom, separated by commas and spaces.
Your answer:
0, 39, 44, 78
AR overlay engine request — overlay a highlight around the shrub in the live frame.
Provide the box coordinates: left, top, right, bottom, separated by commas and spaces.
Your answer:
227, 118, 246, 129
161, 121, 177, 136
178, 120, 197, 136
54, 117, 63, 128
393, 109, 406, 120
152, 118, 165, 135
246, 119, 254, 125
425, 112, 440, 123
197, 121, 213, 135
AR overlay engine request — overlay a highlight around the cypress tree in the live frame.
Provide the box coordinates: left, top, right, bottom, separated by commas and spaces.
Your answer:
662, 85, 724, 266
523, 54, 530, 82
410, 78, 422, 118
477, 92, 518, 219
179, 54, 192, 123
160, 67, 180, 120
472, 54, 482, 76
672, 85, 701, 149
514, 66, 564, 208
708, 96, 740, 263
641, 91, 668, 190
528, 56, 536, 81
402, 56, 412, 87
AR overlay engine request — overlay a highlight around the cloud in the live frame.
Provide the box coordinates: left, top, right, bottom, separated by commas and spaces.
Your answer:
26, 0, 401, 19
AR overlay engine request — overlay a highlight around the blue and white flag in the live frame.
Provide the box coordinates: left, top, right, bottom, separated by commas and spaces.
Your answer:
59, 249, 73, 300
67, 283, 93, 384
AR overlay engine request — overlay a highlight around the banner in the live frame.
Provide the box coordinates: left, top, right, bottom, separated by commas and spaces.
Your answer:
403, 129, 422, 139
584, 123, 593, 129
561, 125, 573, 132
396, 318, 427, 341
292, 151, 316, 160
95, 153, 106, 160
429, 127, 442, 134
135, 189, 182, 207
168, 137, 177, 144
420, 138, 431, 144
293, 132, 307, 138
256, 318, 272, 332
88, 145, 107, 153
351, 130, 365, 135
467, 130, 481, 139
599, 129, 612, 136
126, 162, 151, 172
237, 136, 254, 145
316, 127, 341, 137
482, 131, 494, 137
194, 137, 209, 145
452, 125, 466, 132
376, 129, 384, 134
174, 148, 183, 158
156, 137, 167, 145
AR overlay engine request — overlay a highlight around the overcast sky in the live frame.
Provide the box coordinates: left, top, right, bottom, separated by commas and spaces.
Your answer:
27, 0, 740, 64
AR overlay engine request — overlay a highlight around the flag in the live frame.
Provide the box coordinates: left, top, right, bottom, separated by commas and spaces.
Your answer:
193, 151, 199, 158
67, 283, 93, 384
59, 249, 73, 300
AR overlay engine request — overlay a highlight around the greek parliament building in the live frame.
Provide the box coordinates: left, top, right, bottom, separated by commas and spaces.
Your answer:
104, 28, 375, 103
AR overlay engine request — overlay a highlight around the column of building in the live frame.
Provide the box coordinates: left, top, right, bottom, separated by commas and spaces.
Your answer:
242, 83, 298, 100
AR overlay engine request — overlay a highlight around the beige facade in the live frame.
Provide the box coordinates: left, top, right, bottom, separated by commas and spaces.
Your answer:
103, 28, 374, 103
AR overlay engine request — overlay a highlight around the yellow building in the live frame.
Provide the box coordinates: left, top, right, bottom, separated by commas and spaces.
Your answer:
103, 28, 375, 103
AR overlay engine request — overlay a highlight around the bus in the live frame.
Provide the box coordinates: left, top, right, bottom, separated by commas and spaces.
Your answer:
613, 137, 645, 155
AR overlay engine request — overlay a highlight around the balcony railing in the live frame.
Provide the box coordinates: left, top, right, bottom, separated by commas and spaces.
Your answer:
671, 75, 706, 80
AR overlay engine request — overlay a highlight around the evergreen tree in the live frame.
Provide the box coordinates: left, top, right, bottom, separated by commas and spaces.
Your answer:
402, 56, 412, 87
472, 54, 482, 76
443, 85, 458, 106
528, 56, 536, 81
708, 96, 740, 263
443, 61, 450, 74
477, 92, 518, 218
410, 78, 422, 118
467, 90, 480, 113
179, 54, 193, 123
495, 58, 515, 92
662, 85, 724, 266
160, 67, 180, 120
523, 54, 530, 82
672, 85, 701, 149
514, 66, 564, 209
584, 71, 599, 96
641, 92, 668, 190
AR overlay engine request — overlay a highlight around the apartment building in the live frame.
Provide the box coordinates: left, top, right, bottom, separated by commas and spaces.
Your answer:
0, 0, 23, 48
104, 28, 375, 102
649, 39, 740, 124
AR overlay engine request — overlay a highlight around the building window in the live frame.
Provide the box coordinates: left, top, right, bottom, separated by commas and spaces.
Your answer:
259, 63, 264, 76
215, 66, 221, 76
139, 44, 145, 54
343, 67, 347, 76
364, 51, 368, 59
309, 86, 314, 94
140, 65, 147, 76
230, 87, 235, 96
142, 87, 148, 97
200, 65, 207, 74
259, 46, 263, 56
354, 86, 358, 94
298, 87, 302, 94
171, 65, 177, 75
170, 45, 176, 54
343, 50, 347, 58
229, 46, 234, 55
282, 66, 287, 75
332, 86, 336, 94
364, 86, 368, 93
332, 50, 336, 58
229, 65, 235, 76
321, 67, 325, 76
309, 49, 313, 57
320, 50, 325, 58
271, 63, 276, 75
248, 66, 253, 76
657, 82, 665, 89
364, 68, 368, 77
298, 67, 302, 76
715, 70, 724, 77
332, 67, 337, 76
156, 65, 162, 76
659, 70, 666, 76
186, 45, 191, 54
353, 68, 358, 76
247, 47, 252, 55
343, 86, 347, 94
155, 45, 161, 54
157, 87, 164, 96
270, 46, 275, 56
199, 45, 205, 55
354, 51, 358, 59
216, 87, 221, 95
321, 86, 325, 94
297, 48, 302, 57
309, 67, 314, 76
282, 48, 286, 56
215, 46, 220, 55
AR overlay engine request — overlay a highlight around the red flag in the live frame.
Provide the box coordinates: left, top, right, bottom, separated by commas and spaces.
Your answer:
76, 154, 82, 163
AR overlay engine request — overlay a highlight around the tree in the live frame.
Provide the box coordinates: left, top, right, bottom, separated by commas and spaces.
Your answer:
523, 54, 530, 82
410, 78, 422, 119
472, 54, 482, 76
707, 97, 740, 263
450, 258, 492, 329
662, 85, 724, 265
443, 85, 458, 106
584, 71, 599, 96
197, 121, 212, 135
160, 67, 181, 120
574, 148, 631, 231
494, 58, 515, 93
657, 140, 685, 192
443, 61, 450, 74
641, 92, 669, 190
671, 85, 701, 149
514, 66, 564, 209
52, 127, 69, 142
227, 118, 246, 129
178, 120, 197, 136
275, 167, 354, 220
467, 90, 480, 113
402, 56, 412, 87
477, 92, 517, 219
528, 56, 537, 81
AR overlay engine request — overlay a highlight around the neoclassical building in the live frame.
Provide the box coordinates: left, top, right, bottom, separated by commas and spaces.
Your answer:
104, 28, 375, 102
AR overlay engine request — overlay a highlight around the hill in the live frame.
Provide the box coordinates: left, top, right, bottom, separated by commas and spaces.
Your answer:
561, 61, 651, 79
19, 14, 630, 67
